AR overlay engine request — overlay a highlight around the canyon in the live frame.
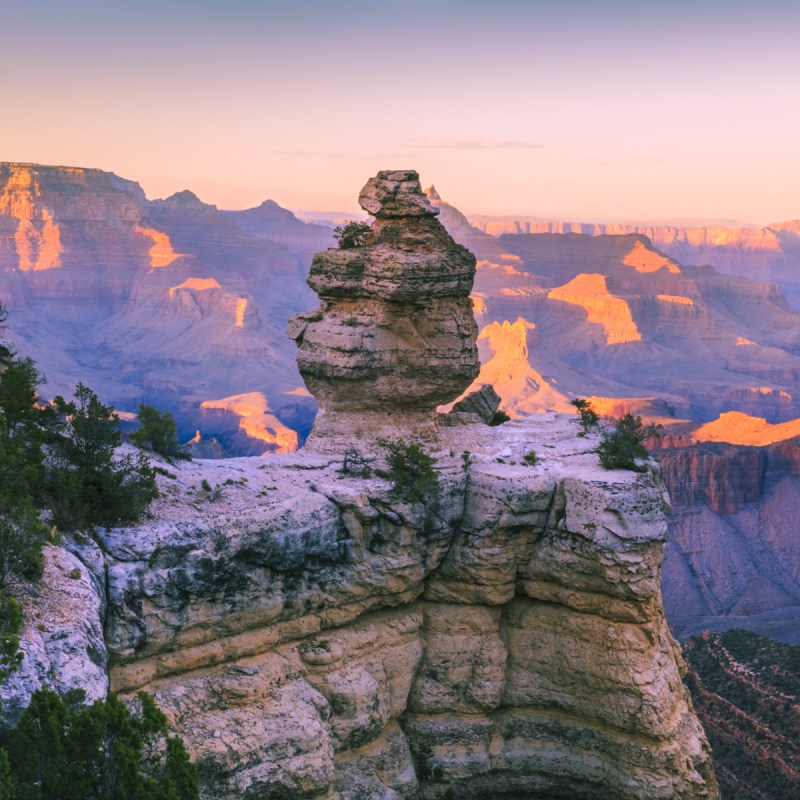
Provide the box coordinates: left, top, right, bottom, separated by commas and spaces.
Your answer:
0, 172, 719, 796
2, 161, 800, 647
0, 162, 326, 454
469, 214, 800, 310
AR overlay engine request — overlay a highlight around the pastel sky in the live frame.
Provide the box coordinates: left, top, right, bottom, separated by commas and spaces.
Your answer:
3, 0, 799, 223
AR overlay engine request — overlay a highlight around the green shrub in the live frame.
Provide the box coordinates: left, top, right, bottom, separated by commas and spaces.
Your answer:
1, 688, 199, 799
130, 405, 189, 462
0, 594, 23, 686
0, 324, 54, 686
0, 358, 51, 519
523, 450, 538, 466
597, 413, 661, 472
488, 409, 511, 426
333, 220, 371, 249
571, 398, 599, 432
377, 438, 439, 502
46, 384, 157, 530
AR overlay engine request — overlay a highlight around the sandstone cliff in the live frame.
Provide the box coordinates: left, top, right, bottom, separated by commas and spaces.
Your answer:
4, 419, 717, 799
289, 171, 479, 447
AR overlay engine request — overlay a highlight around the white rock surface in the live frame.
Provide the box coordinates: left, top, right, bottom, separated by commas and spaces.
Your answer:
0, 543, 108, 727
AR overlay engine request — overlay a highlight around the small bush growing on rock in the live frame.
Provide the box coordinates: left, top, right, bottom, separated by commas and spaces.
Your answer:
0, 594, 23, 686
571, 398, 599, 433
376, 438, 439, 502
523, 450, 538, 466
341, 448, 371, 478
488, 409, 511, 426
333, 220, 371, 249
130, 404, 189, 462
597, 413, 661, 472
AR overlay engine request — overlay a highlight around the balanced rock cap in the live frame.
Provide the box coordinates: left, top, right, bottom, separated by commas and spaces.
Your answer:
358, 170, 440, 218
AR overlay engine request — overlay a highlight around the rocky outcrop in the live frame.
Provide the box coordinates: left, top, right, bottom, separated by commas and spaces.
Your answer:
3, 167, 718, 796
288, 170, 479, 447
80, 416, 716, 799
449, 384, 501, 422
0, 543, 108, 728
657, 439, 800, 644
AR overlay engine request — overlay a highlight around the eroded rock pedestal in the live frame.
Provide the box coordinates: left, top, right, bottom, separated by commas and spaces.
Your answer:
39, 416, 713, 800
288, 170, 479, 448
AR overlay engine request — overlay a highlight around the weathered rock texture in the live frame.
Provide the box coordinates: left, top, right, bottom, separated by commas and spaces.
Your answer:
0, 543, 108, 728
656, 439, 800, 644
288, 171, 479, 447
6, 416, 716, 799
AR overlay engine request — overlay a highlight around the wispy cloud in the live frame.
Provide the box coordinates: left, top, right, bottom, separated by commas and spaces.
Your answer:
271, 150, 349, 158
404, 139, 547, 151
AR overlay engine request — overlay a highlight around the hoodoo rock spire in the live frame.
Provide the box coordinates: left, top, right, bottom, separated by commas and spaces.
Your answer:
288, 169, 480, 448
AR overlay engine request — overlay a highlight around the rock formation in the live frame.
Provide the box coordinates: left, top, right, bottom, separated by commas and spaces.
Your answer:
656, 437, 800, 644
4, 172, 718, 800
13, 418, 716, 799
469, 212, 800, 309
1, 171, 720, 797
0, 162, 317, 455
288, 170, 479, 448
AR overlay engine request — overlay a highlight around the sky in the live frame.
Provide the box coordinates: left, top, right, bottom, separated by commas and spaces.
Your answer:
2, 0, 799, 223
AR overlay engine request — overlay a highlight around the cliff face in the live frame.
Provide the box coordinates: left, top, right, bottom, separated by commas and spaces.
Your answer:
440, 225, 800, 424
657, 439, 800, 644
0, 162, 316, 453
7, 418, 717, 799
468, 213, 800, 309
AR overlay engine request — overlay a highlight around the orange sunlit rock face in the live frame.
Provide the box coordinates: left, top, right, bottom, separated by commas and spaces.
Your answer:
200, 392, 298, 454
458, 318, 572, 415
167, 277, 222, 298
235, 298, 247, 328
693, 410, 800, 446
135, 226, 180, 268
656, 294, 693, 305
0, 166, 63, 271
548, 273, 642, 344
621, 240, 681, 273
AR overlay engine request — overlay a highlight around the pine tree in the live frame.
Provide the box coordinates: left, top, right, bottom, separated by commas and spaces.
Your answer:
130, 405, 188, 462
1, 689, 199, 799
47, 384, 157, 530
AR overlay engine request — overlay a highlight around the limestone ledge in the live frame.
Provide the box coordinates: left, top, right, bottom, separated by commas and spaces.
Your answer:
11, 414, 717, 798
93, 414, 715, 798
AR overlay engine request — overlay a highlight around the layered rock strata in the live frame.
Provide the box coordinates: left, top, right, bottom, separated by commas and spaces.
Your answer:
12, 417, 717, 799
288, 170, 479, 448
